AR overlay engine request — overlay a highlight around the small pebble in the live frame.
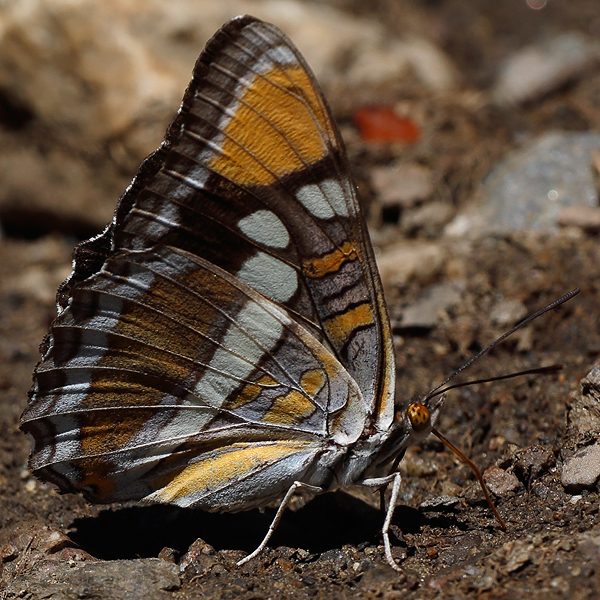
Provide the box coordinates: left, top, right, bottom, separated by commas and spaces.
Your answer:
558, 206, 600, 233
354, 107, 420, 143
376, 241, 445, 289
483, 465, 521, 497
419, 495, 459, 511
490, 298, 527, 326
396, 281, 464, 330
561, 441, 600, 492
370, 162, 434, 208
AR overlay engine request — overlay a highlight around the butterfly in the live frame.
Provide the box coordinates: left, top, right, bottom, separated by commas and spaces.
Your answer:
21, 15, 449, 570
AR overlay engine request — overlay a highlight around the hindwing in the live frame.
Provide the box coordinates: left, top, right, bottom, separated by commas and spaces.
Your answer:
25, 245, 367, 505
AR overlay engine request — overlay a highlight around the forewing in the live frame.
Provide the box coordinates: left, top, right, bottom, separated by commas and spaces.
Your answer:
61, 16, 394, 428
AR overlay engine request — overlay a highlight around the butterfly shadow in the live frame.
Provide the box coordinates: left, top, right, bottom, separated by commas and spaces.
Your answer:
68, 491, 424, 561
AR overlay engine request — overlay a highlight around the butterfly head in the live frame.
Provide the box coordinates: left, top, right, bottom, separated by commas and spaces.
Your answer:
370, 393, 447, 474
407, 402, 430, 432
402, 393, 446, 442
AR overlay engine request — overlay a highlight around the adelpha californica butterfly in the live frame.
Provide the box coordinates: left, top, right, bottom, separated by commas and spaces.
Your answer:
20, 15, 455, 571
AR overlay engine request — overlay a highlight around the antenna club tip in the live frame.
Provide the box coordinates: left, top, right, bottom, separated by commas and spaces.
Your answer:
407, 402, 431, 432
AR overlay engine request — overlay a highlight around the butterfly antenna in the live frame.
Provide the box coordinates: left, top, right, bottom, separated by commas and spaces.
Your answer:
424, 288, 579, 403
427, 363, 563, 528
430, 364, 562, 399
412, 289, 578, 530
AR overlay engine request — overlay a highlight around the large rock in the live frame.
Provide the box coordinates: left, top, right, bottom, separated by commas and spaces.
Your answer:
446, 132, 600, 237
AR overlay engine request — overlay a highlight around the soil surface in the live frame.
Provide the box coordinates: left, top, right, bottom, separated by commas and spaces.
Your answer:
2, 1, 600, 599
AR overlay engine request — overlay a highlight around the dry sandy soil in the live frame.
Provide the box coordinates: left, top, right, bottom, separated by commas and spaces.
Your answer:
1, 1, 600, 598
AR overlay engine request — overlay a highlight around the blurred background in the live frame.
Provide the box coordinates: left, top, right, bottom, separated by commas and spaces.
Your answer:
1, 0, 599, 242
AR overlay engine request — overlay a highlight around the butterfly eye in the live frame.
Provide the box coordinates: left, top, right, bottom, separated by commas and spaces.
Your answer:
407, 402, 431, 433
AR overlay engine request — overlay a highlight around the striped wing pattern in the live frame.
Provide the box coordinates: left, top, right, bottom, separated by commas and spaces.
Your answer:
21, 16, 395, 510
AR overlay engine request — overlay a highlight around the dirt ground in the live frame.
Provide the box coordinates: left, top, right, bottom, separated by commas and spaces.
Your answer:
1, 1, 600, 599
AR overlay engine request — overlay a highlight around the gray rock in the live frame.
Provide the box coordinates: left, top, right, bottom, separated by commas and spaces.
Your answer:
492, 32, 600, 106
5, 558, 181, 600
484, 132, 600, 231
419, 495, 460, 510
561, 441, 600, 492
567, 365, 600, 434
396, 280, 464, 330
448, 132, 600, 236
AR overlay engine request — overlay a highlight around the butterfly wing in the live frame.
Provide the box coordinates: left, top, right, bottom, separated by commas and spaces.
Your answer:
74, 15, 394, 428
23, 244, 366, 507
22, 16, 396, 507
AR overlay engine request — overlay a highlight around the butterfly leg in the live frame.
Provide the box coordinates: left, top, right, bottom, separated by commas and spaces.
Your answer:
360, 472, 403, 571
237, 481, 323, 566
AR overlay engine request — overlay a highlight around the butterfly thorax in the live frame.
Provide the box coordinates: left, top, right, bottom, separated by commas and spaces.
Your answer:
336, 394, 447, 487
319, 422, 406, 489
